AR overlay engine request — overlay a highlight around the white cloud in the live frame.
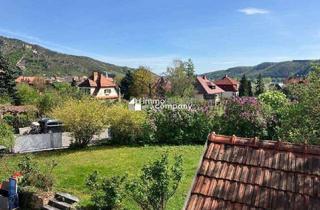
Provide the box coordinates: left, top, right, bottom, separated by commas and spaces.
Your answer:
238, 7, 270, 15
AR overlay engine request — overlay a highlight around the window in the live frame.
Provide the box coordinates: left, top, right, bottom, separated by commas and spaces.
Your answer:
104, 89, 112, 95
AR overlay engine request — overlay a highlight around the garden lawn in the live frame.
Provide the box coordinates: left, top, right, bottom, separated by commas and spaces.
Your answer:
0, 145, 204, 210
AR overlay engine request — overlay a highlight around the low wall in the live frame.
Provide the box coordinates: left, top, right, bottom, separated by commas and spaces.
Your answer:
13, 133, 64, 153
12, 129, 110, 153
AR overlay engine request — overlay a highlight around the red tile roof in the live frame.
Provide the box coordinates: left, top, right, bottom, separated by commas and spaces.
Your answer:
15, 76, 37, 85
214, 75, 239, 92
78, 72, 116, 88
197, 76, 224, 95
184, 133, 320, 210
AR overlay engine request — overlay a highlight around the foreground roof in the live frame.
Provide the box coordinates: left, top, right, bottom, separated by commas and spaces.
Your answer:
196, 76, 224, 95
185, 133, 320, 210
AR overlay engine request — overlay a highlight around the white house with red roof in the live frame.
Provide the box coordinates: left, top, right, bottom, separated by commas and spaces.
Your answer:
214, 75, 239, 98
78, 71, 119, 99
195, 75, 224, 102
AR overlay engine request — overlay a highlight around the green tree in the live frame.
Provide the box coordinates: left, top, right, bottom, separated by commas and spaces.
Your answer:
184, 58, 195, 77
166, 60, 195, 97
130, 67, 155, 98
239, 74, 249, 97
16, 83, 40, 105
50, 98, 108, 147
0, 53, 21, 104
255, 74, 265, 96
37, 92, 62, 116
278, 65, 320, 144
127, 153, 183, 210
120, 71, 134, 100
258, 91, 289, 110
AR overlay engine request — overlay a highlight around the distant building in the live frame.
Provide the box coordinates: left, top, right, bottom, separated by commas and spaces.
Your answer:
195, 76, 224, 102
15, 76, 37, 85
284, 76, 307, 85
78, 71, 119, 99
214, 75, 239, 98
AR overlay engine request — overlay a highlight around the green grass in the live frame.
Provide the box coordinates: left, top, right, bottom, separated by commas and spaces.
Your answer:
0, 145, 204, 209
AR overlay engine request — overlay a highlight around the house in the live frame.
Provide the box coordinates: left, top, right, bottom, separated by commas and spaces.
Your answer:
78, 71, 119, 99
284, 76, 308, 85
195, 76, 224, 102
184, 133, 320, 209
15, 76, 37, 85
214, 75, 239, 98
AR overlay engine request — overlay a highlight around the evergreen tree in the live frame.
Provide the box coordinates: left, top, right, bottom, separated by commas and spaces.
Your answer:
239, 74, 249, 97
0, 53, 21, 104
184, 58, 195, 78
248, 81, 253, 96
255, 74, 265, 96
120, 71, 134, 100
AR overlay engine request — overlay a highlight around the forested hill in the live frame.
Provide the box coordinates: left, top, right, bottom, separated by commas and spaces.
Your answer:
204, 60, 320, 80
0, 36, 135, 76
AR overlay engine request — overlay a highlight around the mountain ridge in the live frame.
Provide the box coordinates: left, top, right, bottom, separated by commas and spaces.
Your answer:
0, 36, 135, 77
204, 59, 320, 80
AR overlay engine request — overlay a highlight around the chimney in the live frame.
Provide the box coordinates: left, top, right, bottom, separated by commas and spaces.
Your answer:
202, 75, 206, 79
93, 72, 100, 81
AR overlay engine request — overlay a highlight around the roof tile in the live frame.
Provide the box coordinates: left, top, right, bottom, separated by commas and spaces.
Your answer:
184, 133, 320, 210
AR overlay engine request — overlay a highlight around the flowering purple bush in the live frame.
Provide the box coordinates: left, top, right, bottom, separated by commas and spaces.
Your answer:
220, 97, 268, 138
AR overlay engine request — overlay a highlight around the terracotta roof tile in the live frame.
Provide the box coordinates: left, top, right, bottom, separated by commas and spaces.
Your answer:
196, 76, 225, 95
184, 133, 320, 209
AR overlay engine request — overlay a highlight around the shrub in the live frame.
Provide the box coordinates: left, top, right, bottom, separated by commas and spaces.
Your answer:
18, 156, 58, 191
85, 171, 127, 210
0, 122, 14, 150
3, 111, 37, 133
0, 94, 13, 105
51, 98, 108, 147
219, 97, 268, 138
126, 152, 183, 210
37, 91, 62, 116
107, 105, 152, 145
149, 108, 213, 145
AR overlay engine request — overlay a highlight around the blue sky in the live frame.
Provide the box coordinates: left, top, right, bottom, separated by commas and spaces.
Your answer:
1, 0, 320, 74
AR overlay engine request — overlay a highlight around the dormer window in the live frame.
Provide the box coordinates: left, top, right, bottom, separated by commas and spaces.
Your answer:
208, 85, 216, 89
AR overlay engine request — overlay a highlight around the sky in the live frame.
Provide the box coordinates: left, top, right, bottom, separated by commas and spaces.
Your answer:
1, 0, 320, 74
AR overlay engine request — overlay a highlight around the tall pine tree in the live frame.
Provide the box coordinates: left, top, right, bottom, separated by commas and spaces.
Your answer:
255, 74, 265, 96
239, 74, 249, 97
0, 53, 21, 104
248, 81, 253, 96
120, 70, 134, 100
